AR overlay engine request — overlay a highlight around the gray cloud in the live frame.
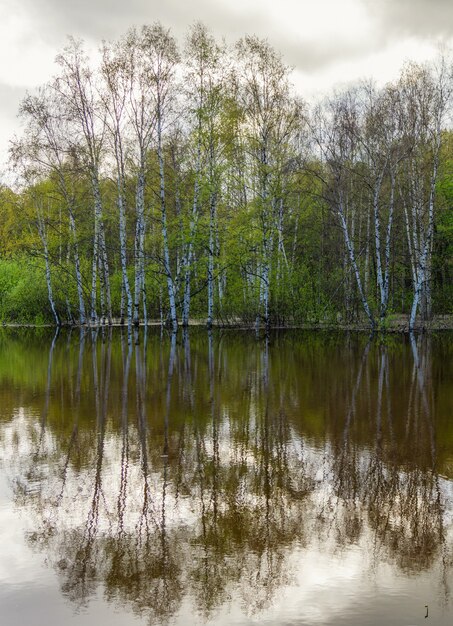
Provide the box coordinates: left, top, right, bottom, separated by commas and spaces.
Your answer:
0, 84, 27, 120
1, 0, 449, 176
278, 36, 384, 73
17, 0, 265, 46
0, 83, 27, 170
282, 0, 453, 75
14, 0, 379, 74
10, 0, 453, 81
366, 0, 453, 39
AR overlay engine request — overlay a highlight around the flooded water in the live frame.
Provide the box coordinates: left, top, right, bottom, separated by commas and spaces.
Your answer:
0, 328, 452, 626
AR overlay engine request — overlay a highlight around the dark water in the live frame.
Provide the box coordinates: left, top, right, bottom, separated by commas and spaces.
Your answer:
0, 328, 452, 626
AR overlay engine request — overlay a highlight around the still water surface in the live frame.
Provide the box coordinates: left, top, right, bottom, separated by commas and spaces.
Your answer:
0, 329, 452, 625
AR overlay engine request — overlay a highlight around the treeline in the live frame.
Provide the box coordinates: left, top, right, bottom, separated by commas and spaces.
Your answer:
2, 22, 452, 328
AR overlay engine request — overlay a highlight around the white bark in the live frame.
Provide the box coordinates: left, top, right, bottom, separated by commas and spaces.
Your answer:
409, 155, 438, 329
117, 181, 132, 325
90, 227, 99, 324
207, 190, 217, 328
92, 173, 112, 325
101, 42, 133, 326
382, 170, 396, 317
36, 208, 60, 327
181, 160, 201, 327
338, 202, 375, 328
372, 169, 386, 316
67, 203, 86, 324
55, 43, 111, 325
134, 168, 146, 326
158, 108, 178, 331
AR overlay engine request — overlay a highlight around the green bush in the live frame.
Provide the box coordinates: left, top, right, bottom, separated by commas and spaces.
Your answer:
0, 259, 51, 323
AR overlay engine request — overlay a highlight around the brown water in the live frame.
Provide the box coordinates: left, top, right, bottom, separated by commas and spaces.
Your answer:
0, 328, 452, 626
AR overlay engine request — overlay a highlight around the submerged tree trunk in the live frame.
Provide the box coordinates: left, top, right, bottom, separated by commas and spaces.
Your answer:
134, 167, 146, 327
181, 180, 200, 328
67, 205, 86, 324
36, 208, 61, 327
92, 176, 112, 325
207, 190, 217, 329
338, 202, 375, 328
158, 112, 178, 332
409, 148, 439, 330
382, 171, 396, 320
117, 178, 132, 327
90, 226, 99, 325
372, 170, 386, 319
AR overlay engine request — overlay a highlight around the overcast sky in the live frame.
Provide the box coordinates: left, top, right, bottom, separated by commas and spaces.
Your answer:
0, 0, 451, 175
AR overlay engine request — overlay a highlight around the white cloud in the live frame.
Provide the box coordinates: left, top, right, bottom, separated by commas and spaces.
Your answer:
0, 0, 57, 88
294, 36, 440, 101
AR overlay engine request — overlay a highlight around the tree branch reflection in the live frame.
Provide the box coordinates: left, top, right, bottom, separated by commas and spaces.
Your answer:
1, 329, 451, 623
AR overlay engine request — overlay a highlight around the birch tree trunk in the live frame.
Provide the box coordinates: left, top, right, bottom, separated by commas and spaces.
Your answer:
67, 202, 86, 324
90, 216, 99, 324
158, 110, 178, 332
134, 167, 146, 326
181, 160, 201, 327
36, 207, 61, 327
92, 172, 112, 325
142, 24, 180, 331
338, 201, 375, 328
117, 175, 132, 326
409, 154, 438, 330
372, 171, 385, 317
382, 170, 396, 318
207, 189, 217, 328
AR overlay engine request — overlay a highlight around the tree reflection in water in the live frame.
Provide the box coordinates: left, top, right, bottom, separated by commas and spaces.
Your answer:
1, 329, 452, 622
325, 335, 449, 582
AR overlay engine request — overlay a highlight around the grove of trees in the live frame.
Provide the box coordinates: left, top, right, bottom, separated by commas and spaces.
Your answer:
1, 22, 452, 329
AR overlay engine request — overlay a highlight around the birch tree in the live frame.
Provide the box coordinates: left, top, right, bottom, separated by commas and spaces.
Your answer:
180, 24, 225, 327
235, 36, 299, 329
34, 194, 61, 327
128, 29, 160, 326
55, 39, 112, 325
142, 24, 180, 331
358, 81, 407, 321
313, 90, 375, 327
101, 39, 133, 327
13, 88, 87, 324
398, 61, 452, 329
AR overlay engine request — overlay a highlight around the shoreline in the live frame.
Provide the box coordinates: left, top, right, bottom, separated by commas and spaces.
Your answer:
2, 315, 453, 332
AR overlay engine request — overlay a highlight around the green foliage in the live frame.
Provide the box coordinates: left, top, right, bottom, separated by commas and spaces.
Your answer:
0, 259, 51, 324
